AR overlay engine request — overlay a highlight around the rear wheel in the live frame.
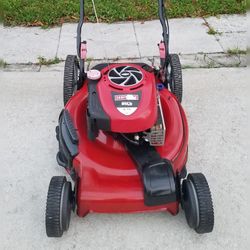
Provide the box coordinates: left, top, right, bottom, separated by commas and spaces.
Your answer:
167, 54, 183, 103
63, 55, 79, 106
182, 173, 214, 234
45, 176, 73, 237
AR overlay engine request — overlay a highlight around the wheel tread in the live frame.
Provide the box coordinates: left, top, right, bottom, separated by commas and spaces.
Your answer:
63, 55, 78, 106
168, 54, 183, 103
45, 176, 66, 237
188, 173, 214, 234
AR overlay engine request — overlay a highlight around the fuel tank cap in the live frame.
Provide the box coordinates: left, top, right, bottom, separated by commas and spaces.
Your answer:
87, 69, 101, 80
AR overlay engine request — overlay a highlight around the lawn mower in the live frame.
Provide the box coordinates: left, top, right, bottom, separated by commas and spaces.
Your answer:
45, 0, 214, 237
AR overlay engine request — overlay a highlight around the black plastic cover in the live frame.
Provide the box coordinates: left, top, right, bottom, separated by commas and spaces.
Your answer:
121, 138, 177, 206
143, 160, 176, 206
87, 79, 111, 140
56, 110, 78, 170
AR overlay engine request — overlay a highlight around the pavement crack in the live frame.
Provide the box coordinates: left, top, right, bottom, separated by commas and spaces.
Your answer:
1, 53, 246, 72
56, 25, 63, 58
203, 17, 225, 52
204, 53, 227, 67
132, 22, 142, 59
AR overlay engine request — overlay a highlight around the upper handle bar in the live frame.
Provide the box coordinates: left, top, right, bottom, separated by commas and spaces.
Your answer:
76, 0, 170, 68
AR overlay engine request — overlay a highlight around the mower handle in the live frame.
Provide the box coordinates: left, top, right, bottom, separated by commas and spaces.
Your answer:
76, 0, 170, 70
158, 0, 170, 60
77, 0, 85, 76
77, 0, 84, 59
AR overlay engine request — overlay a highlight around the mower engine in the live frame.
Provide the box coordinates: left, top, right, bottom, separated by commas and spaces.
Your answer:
87, 63, 166, 146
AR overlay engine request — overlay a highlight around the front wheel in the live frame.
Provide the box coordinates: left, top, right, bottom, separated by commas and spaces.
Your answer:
182, 173, 214, 234
45, 176, 73, 237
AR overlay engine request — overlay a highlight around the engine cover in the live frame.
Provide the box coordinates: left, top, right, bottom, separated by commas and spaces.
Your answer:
87, 63, 158, 135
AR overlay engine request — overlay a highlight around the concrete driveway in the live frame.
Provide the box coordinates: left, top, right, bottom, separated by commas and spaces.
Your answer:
0, 67, 249, 250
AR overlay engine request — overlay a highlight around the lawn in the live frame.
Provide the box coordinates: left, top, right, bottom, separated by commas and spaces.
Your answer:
1, 0, 246, 27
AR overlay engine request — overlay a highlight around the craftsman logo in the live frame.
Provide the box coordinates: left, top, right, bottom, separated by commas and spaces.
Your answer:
114, 94, 139, 101
112, 92, 141, 116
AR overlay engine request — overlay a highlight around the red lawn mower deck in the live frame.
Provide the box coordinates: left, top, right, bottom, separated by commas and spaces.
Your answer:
45, 0, 214, 238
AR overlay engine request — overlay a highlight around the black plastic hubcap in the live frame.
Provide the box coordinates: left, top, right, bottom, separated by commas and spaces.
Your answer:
182, 179, 199, 229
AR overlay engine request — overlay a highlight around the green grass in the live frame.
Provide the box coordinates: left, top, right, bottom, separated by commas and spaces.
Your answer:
37, 56, 61, 65
207, 27, 220, 35
0, 59, 7, 68
227, 48, 247, 55
1, 0, 246, 27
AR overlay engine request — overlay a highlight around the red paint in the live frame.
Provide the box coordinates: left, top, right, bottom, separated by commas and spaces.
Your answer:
65, 69, 188, 217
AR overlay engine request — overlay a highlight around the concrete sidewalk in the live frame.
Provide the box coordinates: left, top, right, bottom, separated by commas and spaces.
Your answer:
0, 14, 246, 67
0, 67, 249, 249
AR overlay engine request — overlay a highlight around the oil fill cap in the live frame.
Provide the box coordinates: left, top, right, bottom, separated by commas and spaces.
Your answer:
87, 69, 101, 80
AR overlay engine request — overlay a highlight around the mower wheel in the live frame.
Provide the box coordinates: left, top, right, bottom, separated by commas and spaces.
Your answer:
63, 55, 79, 106
167, 54, 183, 103
45, 176, 73, 237
182, 173, 214, 234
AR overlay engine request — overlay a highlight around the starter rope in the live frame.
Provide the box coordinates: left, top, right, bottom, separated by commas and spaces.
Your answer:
91, 0, 99, 23
91, 0, 111, 70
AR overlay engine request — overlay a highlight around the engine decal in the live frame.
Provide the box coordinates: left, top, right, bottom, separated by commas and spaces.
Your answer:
112, 92, 141, 116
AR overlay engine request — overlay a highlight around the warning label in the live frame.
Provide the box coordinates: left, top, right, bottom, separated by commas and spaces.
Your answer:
112, 92, 141, 116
